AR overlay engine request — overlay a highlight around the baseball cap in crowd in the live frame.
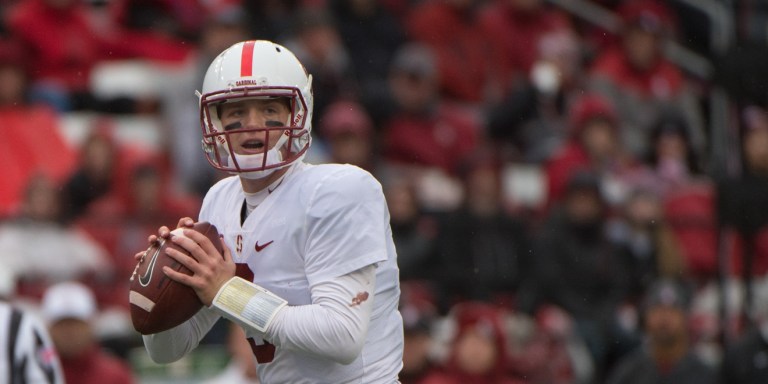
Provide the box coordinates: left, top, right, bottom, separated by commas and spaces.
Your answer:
320, 101, 374, 139
41, 282, 96, 323
391, 44, 436, 79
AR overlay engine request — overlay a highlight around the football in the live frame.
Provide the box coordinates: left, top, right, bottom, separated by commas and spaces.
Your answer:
129, 221, 223, 335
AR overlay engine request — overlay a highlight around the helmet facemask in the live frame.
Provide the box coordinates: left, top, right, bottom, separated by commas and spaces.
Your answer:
200, 86, 311, 179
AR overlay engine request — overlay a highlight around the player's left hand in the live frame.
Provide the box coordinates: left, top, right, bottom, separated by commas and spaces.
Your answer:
162, 228, 236, 306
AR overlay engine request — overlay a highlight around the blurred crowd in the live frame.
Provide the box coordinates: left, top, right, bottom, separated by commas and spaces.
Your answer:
1, 0, 768, 383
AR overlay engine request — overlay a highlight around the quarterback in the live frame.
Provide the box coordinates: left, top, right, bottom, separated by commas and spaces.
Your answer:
141, 40, 404, 383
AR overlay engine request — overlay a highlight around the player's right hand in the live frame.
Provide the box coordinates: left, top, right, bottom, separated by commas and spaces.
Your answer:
136, 217, 196, 262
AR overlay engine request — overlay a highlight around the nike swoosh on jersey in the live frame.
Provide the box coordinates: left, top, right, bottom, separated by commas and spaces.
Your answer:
139, 240, 165, 287
254, 240, 274, 252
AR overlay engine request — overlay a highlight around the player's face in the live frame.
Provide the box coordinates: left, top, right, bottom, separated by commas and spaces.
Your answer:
219, 98, 291, 155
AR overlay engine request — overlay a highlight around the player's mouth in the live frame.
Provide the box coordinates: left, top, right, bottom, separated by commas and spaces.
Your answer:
241, 139, 265, 153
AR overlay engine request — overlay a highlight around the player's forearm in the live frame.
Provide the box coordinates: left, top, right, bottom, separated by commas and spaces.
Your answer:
142, 307, 220, 364
211, 265, 376, 365
266, 265, 376, 364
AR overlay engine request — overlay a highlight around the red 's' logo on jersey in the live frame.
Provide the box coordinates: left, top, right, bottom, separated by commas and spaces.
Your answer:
255, 240, 274, 252
235, 234, 243, 255
350, 291, 370, 307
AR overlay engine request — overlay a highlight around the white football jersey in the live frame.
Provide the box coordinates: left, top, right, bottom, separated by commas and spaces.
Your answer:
200, 162, 403, 383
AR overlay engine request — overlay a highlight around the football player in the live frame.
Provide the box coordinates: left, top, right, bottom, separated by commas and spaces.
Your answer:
141, 40, 404, 383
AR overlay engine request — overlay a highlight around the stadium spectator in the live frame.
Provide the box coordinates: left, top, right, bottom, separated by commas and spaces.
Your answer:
331, 0, 405, 106
485, 29, 583, 162
61, 122, 119, 222
525, 170, 636, 379
418, 302, 526, 384
610, 189, 686, 304
399, 282, 440, 384
721, 278, 768, 384
381, 43, 481, 178
6, 0, 190, 112
545, 93, 646, 206
0, 38, 77, 214
718, 105, 768, 314
433, 151, 531, 312
0, 174, 111, 294
606, 279, 717, 384
283, 7, 355, 119
318, 99, 377, 172
643, 109, 706, 196
588, 0, 706, 160
41, 282, 135, 384
406, 0, 494, 105
478, 0, 574, 93
242, 0, 300, 43
384, 177, 438, 283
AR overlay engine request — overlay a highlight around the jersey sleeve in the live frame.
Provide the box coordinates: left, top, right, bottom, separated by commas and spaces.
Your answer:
142, 306, 221, 364
303, 167, 389, 286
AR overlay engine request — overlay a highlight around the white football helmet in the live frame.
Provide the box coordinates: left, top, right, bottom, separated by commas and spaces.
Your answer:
199, 40, 313, 179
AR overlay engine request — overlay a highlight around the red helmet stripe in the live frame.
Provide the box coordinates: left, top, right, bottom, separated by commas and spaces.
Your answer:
240, 41, 255, 77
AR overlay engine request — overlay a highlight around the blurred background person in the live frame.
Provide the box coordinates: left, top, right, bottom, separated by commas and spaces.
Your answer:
485, 28, 584, 163
718, 105, 768, 316
419, 302, 526, 384
523, 170, 636, 379
5, 0, 190, 113
0, 174, 111, 298
0, 37, 77, 215
544, 93, 644, 207
643, 109, 706, 196
478, 0, 574, 98
0, 265, 63, 384
433, 150, 531, 312
406, 0, 494, 107
317, 99, 377, 172
380, 43, 479, 211
609, 188, 687, 304
383, 176, 437, 284
721, 277, 768, 384
41, 281, 135, 384
399, 282, 440, 384
283, 6, 355, 120
606, 279, 716, 384
588, 0, 705, 161
61, 122, 119, 222
331, 0, 405, 107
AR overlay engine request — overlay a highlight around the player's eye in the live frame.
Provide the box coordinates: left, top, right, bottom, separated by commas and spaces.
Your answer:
225, 109, 244, 118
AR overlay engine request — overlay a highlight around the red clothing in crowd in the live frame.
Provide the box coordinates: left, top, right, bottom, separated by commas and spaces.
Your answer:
419, 303, 527, 384
406, 1, 493, 103
60, 346, 134, 384
478, 0, 571, 86
7, 0, 190, 92
0, 105, 76, 215
590, 47, 684, 100
382, 104, 480, 175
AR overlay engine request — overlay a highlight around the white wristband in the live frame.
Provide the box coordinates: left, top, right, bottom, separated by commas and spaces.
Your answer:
211, 277, 288, 333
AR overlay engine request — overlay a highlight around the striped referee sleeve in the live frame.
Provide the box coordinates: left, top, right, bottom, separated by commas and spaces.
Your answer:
1, 303, 63, 384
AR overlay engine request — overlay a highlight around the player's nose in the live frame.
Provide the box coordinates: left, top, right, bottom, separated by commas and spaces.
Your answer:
242, 107, 269, 129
